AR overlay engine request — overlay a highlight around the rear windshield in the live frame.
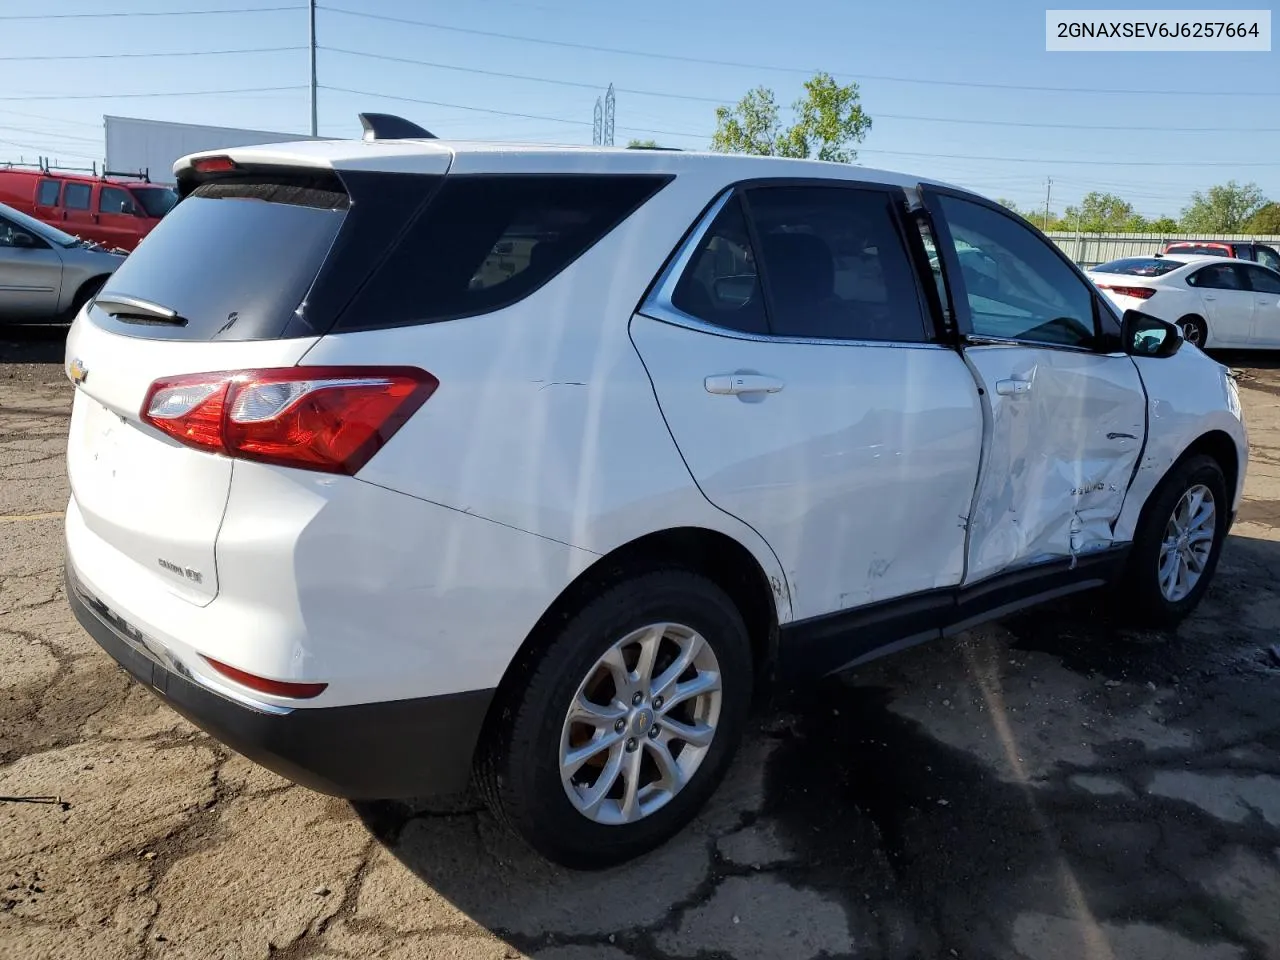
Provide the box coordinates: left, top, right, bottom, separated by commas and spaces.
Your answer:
1092, 257, 1186, 277
132, 186, 178, 218
94, 177, 348, 341
1166, 243, 1232, 257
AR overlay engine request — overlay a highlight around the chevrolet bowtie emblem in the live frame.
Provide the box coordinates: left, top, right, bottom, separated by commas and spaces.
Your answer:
68, 358, 88, 385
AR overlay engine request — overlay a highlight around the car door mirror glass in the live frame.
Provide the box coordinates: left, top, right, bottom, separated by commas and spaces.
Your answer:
1121, 309, 1182, 357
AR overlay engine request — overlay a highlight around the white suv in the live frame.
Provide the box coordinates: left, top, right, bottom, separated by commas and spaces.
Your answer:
63, 120, 1247, 869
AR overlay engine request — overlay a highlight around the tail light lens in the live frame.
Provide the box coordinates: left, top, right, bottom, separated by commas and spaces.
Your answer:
202, 656, 327, 699
141, 366, 437, 475
1096, 284, 1157, 300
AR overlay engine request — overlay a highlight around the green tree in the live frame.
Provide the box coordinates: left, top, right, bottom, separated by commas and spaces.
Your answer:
1062, 192, 1138, 232
626, 138, 661, 149
1244, 202, 1280, 234
711, 71, 871, 163
1148, 216, 1179, 233
1180, 180, 1268, 233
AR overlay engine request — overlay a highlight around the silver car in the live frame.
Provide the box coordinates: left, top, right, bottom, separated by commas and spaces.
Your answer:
0, 201, 125, 323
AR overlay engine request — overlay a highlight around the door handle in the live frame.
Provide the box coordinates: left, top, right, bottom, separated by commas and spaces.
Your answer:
995, 378, 1032, 397
704, 374, 785, 396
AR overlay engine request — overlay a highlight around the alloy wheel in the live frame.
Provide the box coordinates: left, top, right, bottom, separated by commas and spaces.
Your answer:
558, 622, 722, 825
1158, 483, 1216, 602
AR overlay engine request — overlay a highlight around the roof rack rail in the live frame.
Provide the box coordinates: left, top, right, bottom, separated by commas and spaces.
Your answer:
102, 168, 151, 183
358, 113, 436, 142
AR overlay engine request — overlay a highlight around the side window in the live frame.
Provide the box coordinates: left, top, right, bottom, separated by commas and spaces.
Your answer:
936, 195, 1095, 347
36, 180, 60, 206
100, 186, 137, 215
1255, 246, 1280, 272
1189, 264, 1244, 290
670, 195, 768, 335
63, 183, 91, 210
1244, 265, 1280, 294
747, 185, 928, 342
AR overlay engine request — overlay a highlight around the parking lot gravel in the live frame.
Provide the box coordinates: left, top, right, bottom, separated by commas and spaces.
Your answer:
2, 325, 1279, 960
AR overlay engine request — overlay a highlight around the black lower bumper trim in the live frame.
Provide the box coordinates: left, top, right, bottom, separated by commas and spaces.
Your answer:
67, 563, 494, 799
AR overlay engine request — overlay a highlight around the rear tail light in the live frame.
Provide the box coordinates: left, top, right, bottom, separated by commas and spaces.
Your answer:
1096, 284, 1156, 300
202, 656, 327, 699
191, 155, 238, 174
141, 366, 437, 474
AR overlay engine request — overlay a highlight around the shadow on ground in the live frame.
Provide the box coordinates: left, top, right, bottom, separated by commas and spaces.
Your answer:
353, 532, 1280, 960
0, 323, 68, 367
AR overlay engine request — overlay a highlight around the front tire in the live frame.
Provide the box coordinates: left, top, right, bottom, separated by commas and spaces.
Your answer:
476, 570, 753, 869
1120, 454, 1228, 626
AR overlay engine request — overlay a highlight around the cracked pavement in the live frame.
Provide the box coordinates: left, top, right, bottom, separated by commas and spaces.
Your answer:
2, 326, 1279, 960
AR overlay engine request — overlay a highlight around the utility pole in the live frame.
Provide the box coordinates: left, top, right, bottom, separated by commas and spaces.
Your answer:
1043, 177, 1053, 231
604, 83, 615, 146
309, 0, 318, 137
593, 97, 603, 146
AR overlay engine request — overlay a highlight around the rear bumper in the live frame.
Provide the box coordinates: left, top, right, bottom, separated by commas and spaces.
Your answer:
67, 561, 494, 799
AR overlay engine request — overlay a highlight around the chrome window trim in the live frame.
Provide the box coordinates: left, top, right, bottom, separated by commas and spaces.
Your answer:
640, 187, 939, 350
963, 334, 1104, 354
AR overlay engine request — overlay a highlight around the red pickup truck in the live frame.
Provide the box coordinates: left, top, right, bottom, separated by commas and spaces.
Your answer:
0, 166, 177, 252
1162, 239, 1280, 273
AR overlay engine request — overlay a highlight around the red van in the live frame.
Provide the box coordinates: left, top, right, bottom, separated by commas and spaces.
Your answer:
0, 166, 177, 252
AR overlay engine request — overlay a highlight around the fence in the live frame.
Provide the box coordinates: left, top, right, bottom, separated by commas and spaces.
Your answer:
1046, 232, 1280, 267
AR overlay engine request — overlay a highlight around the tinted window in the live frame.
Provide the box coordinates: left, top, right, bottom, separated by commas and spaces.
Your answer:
133, 187, 178, 218
64, 183, 91, 210
670, 195, 767, 335
99, 186, 137, 215
1255, 245, 1280, 272
335, 174, 669, 331
1093, 257, 1185, 277
1244, 265, 1280, 294
0, 215, 38, 248
1167, 243, 1231, 257
36, 180, 59, 206
1189, 264, 1245, 290
748, 186, 927, 342
938, 195, 1095, 347
96, 177, 348, 341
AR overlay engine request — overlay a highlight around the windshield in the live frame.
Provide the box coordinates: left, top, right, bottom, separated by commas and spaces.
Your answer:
1093, 257, 1186, 277
0, 201, 79, 247
132, 186, 179, 218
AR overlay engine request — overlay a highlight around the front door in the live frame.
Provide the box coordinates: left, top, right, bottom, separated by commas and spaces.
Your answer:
1241, 264, 1280, 347
633, 183, 983, 623
922, 188, 1147, 583
0, 214, 63, 318
97, 185, 142, 251
1187, 262, 1256, 347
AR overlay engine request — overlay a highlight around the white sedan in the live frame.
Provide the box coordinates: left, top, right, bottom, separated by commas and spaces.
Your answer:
1089, 254, 1280, 349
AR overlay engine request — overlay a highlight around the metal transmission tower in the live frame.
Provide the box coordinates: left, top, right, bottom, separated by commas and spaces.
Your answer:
593, 97, 603, 146
604, 84, 616, 146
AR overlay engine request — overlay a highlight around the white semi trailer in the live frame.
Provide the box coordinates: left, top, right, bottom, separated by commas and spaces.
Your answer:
103, 116, 320, 185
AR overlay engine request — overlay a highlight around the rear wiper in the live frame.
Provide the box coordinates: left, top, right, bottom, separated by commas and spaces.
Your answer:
93, 294, 189, 326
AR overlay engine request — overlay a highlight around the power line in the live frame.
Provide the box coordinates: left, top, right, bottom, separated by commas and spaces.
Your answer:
0, 46, 306, 62
857, 148, 1279, 168
0, 109, 106, 131
318, 85, 702, 139
320, 46, 1280, 134
0, 123, 101, 144
0, 86, 306, 102
317, 4, 1280, 97
0, 4, 302, 20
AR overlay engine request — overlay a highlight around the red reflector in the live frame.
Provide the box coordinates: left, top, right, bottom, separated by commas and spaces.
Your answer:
192, 156, 237, 173
1097, 284, 1156, 300
202, 656, 328, 699
141, 366, 437, 475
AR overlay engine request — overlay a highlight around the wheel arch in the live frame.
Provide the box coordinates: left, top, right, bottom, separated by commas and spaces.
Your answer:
1128, 428, 1241, 544
479, 526, 782, 749
65, 274, 110, 318
1174, 313, 1209, 346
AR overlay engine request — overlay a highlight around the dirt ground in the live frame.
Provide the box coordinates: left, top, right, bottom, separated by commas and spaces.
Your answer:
2, 325, 1279, 960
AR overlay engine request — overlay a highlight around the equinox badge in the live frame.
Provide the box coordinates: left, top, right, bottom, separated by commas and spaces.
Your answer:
68, 358, 88, 385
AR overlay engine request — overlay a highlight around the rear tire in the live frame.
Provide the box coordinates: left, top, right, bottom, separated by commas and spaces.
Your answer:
1177, 315, 1208, 349
476, 570, 753, 869
1119, 454, 1228, 627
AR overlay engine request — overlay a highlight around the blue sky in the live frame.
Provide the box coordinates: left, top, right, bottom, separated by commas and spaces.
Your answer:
1, 0, 1276, 219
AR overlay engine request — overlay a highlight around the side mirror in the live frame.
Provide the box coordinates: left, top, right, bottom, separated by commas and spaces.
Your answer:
1121, 309, 1183, 358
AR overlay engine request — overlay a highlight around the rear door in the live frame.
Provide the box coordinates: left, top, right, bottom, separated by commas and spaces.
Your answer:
60, 181, 102, 244
922, 188, 1146, 582
1242, 263, 1280, 347
633, 182, 983, 623
65, 171, 357, 605
1187, 262, 1255, 346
